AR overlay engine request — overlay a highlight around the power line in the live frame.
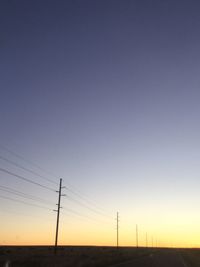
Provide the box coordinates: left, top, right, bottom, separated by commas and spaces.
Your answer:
0, 195, 52, 210
62, 207, 111, 224
0, 145, 113, 220
64, 186, 112, 218
0, 208, 55, 221
0, 185, 55, 206
0, 146, 117, 246
0, 167, 55, 192
0, 145, 112, 216
63, 194, 112, 220
0, 145, 59, 181
63, 180, 113, 216
0, 155, 58, 185
63, 207, 94, 220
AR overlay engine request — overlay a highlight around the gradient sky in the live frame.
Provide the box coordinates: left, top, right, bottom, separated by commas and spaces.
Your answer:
1, 0, 200, 247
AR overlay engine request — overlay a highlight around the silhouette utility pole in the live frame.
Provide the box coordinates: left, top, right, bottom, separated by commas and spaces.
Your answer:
54, 178, 65, 254
146, 232, 148, 248
116, 212, 119, 248
136, 224, 138, 248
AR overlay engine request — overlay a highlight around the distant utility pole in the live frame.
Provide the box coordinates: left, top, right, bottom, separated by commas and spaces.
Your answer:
146, 232, 148, 248
54, 178, 65, 254
116, 212, 119, 248
136, 224, 138, 248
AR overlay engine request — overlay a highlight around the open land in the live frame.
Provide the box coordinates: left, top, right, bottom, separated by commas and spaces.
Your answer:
0, 246, 200, 267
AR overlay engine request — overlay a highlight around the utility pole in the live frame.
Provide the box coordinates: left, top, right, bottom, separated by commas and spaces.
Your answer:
146, 232, 148, 248
116, 212, 119, 248
54, 178, 64, 254
136, 224, 138, 248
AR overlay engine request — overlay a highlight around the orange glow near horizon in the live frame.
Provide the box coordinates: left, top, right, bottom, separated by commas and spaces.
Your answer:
1, 210, 200, 248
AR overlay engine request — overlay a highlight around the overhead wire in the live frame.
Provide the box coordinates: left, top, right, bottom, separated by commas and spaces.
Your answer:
0, 185, 55, 206
0, 208, 55, 221
64, 186, 112, 217
62, 206, 112, 224
0, 185, 112, 226
0, 167, 112, 223
0, 195, 53, 210
63, 194, 113, 220
62, 207, 97, 221
0, 145, 112, 215
0, 167, 55, 192
0, 145, 114, 219
0, 146, 116, 244
0, 155, 58, 185
0, 144, 59, 183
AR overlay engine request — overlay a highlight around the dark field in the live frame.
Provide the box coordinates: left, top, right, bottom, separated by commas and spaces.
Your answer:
0, 246, 150, 267
0, 246, 200, 267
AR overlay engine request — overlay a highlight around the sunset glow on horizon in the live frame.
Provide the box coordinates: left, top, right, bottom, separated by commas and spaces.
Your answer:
1, 0, 200, 249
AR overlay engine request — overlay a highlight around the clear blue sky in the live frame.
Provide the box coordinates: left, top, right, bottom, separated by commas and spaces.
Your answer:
1, 0, 200, 246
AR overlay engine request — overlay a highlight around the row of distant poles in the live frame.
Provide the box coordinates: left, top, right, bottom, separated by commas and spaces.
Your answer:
116, 212, 157, 249
54, 179, 157, 254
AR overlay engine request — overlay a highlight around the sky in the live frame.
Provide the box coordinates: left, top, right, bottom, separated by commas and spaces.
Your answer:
1, 0, 200, 247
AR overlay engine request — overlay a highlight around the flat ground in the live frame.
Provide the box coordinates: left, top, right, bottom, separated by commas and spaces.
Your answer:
0, 246, 200, 267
